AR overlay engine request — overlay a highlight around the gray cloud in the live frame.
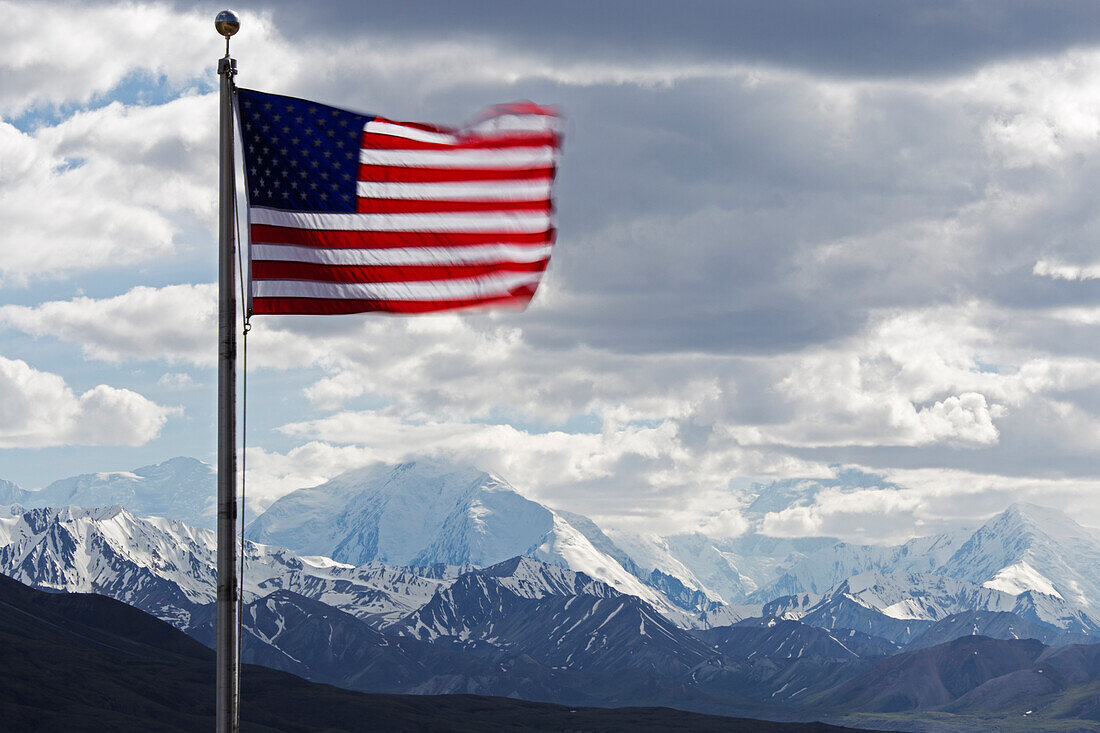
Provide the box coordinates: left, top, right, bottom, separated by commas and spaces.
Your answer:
194, 0, 1100, 78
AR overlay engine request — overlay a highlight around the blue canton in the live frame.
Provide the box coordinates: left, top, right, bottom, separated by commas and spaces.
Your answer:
237, 88, 373, 213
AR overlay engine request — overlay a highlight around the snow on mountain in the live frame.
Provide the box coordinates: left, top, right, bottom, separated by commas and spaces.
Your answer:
7, 457, 218, 529
247, 461, 550, 566
763, 593, 824, 621
941, 503, 1100, 611
1010, 589, 1100, 636
0, 505, 215, 626
187, 589, 494, 692
603, 501, 1097, 627
396, 556, 719, 677
6, 455, 1099, 646
746, 529, 974, 603
830, 571, 1017, 621
758, 570, 1098, 646
249, 554, 464, 627
0, 505, 459, 628
697, 617, 900, 662
246, 460, 697, 625
0, 478, 26, 506
906, 610, 1100, 650
607, 528, 860, 605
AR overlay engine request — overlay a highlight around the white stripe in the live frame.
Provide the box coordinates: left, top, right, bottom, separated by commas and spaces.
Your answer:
356, 180, 552, 201
251, 207, 551, 233
364, 116, 560, 144
359, 147, 555, 168
252, 271, 543, 301
363, 120, 458, 145
470, 114, 562, 135
252, 243, 553, 265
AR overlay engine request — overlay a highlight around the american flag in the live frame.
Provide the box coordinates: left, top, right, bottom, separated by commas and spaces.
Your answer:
236, 89, 562, 315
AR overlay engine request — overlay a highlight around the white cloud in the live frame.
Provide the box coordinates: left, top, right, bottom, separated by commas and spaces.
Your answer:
760, 487, 926, 544
0, 95, 216, 284
238, 408, 823, 529
0, 284, 215, 363
916, 393, 1003, 447
1034, 259, 1100, 281
0, 1, 212, 116
157, 372, 194, 389
0, 355, 171, 448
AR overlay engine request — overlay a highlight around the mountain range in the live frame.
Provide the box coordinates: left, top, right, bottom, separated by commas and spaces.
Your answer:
5, 458, 1100, 640
4, 456, 1100, 730
0, 456, 217, 528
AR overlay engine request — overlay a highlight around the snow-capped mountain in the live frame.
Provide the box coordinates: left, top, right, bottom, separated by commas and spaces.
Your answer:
4, 457, 217, 529
245, 460, 695, 624
759, 570, 1100, 645
603, 501, 1100, 631
941, 503, 1100, 612
0, 478, 23, 505
606, 529, 839, 603
0, 504, 460, 628
395, 556, 719, 677
905, 610, 1100, 650
188, 589, 493, 691
4, 456, 1099, 651
749, 530, 973, 602
606, 524, 977, 608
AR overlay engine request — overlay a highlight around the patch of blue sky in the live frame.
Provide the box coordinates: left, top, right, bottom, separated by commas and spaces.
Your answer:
0, 332, 116, 394
52, 157, 85, 174
0, 444, 176, 490
7, 70, 213, 134
242, 365, 342, 449
975, 359, 1001, 374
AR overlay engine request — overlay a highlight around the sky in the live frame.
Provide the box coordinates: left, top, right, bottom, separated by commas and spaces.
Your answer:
3, 1, 1100, 543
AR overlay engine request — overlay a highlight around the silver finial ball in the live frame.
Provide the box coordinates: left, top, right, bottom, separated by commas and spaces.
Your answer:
215, 10, 240, 38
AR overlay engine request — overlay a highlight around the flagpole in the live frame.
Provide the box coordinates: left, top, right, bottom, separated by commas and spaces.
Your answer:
215, 10, 240, 733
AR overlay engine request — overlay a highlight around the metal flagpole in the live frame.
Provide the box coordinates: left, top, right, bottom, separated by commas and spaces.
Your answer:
215, 10, 240, 733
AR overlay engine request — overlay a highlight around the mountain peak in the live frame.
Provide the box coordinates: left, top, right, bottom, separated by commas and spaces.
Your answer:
468, 556, 614, 600
247, 459, 553, 567
1002, 501, 1064, 520
943, 501, 1100, 609
139, 456, 214, 473
334, 459, 490, 490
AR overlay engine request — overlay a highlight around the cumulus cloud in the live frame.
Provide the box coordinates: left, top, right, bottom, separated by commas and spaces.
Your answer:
0, 97, 216, 284
0, 285, 215, 363
0, 355, 171, 448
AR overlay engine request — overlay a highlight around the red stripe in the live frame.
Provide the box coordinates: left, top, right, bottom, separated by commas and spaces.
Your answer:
251, 286, 537, 315
252, 259, 549, 283
358, 164, 555, 183
355, 198, 551, 214
360, 131, 560, 151
250, 224, 555, 250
